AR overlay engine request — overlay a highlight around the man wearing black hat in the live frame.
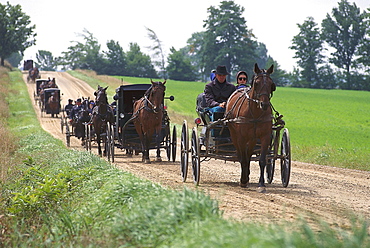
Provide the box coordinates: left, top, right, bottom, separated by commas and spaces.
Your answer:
204, 65, 236, 121
64, 99, 74, 116
69, 98, 83, 121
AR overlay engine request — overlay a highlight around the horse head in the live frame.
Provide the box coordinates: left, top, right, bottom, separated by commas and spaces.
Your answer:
147, 80, 166, 113
95, 86, 108, 105
251, 63, 275, 110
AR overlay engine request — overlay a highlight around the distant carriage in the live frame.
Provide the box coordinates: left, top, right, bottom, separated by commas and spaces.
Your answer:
114, 83, 176, 162
64, 98, 91, 148
23, 60, 34, 71
33, 79, 49, 106
41, 88, 61, 117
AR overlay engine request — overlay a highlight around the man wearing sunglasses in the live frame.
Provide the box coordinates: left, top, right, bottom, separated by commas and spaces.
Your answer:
236, 71, 249, 89
204, 65, 236, 121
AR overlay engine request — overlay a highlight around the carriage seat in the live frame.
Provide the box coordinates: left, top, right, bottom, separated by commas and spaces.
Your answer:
196, 93, 211, 124
196, 92, 226, 125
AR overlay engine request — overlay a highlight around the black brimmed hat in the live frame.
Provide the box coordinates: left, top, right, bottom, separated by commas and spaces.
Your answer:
215, 65, 230, 75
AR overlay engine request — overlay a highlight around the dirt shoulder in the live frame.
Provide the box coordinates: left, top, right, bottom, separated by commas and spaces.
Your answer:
24, 71, 370, 229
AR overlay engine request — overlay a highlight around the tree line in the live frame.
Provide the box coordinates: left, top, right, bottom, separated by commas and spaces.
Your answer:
1, 0, 369, 90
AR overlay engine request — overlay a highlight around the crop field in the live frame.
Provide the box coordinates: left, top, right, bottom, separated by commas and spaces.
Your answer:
112, 76, 370, 171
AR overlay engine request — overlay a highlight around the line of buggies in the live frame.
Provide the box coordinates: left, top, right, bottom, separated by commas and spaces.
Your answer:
59, 80, 290, 188
34, 78, 61, 117
60, 84, 177, 163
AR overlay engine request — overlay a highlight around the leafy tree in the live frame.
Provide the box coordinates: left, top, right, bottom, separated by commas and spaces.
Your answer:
290, 17, 324, 88
146, 27, 166, 79
0, 2, 36, 66
36, 50, 57, 71
125, 43, 157, 78
185, 31, 207, 80
166, 47, 197, 81
356, 7, 370, 73
60, 29, 104, 73
104, 40, 126, 76
6, 52, 22, 68
201, 1, 257, 79
321, 0, 367, 89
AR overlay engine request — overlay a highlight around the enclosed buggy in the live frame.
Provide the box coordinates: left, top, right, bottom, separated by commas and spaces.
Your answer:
114, 84, 176, 161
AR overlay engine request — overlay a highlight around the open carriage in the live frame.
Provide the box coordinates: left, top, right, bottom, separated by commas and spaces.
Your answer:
114, 84, 176, 161
181, 65, 291, 189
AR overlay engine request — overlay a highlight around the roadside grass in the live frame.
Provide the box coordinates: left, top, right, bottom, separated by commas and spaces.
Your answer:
81, 71, 370, 171
0, 69, 368, 247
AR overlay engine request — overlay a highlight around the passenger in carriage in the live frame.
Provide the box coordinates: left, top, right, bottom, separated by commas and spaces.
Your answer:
88, 100, 95, 114
235, 71, 249, 89
204, 65, 236, 121
64, 99, 74, 116
68, 98, 83, 122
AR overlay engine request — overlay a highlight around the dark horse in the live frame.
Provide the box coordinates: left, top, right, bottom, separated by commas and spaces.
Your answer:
28, 67, 39, 83
133, 80, 166, 164
92, 86, 114, 156
47, 90, 60, 117
225, 63, 276, 192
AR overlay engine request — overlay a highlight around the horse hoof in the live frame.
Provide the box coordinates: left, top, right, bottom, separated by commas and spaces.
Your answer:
240, 182, 248, 188
156, 157, 162, 162
145, 159, 151, 164
257, 187, 266, 193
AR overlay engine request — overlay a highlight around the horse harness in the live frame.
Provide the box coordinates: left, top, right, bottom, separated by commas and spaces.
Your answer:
224, 71, 275, 125
127, 83, 166, 124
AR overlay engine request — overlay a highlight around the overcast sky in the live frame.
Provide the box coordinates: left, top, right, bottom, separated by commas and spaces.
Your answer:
5, 0, 369, 72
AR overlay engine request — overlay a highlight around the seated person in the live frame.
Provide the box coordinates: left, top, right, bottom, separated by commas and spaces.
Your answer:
64, 99, 74, 116
235, 71, 249, 89
69, 98, 83, 122
204, 65, 236, 121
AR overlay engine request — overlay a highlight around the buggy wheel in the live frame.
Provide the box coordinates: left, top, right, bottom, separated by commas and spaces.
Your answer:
191, 127, 200, 186
84, 124, 90, 151
87, 125, 93, 151
109, 123, 115, 162
281, 128, 291, 187
165, 126, 171, 161
106, 123, 113, 162
171, 126, 177, 162
65, 124, 71, 147
60, 116, 64, 133
180, 120, 189, 182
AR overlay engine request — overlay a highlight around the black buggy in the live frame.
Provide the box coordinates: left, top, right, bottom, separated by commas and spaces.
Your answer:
40, 88, 61, 117
114, 84, 177, 161
180, 92, 291, 187
33, 79, 49, 107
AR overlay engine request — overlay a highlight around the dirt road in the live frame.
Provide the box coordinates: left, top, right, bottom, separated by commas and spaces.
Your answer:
24, 71, 370, 228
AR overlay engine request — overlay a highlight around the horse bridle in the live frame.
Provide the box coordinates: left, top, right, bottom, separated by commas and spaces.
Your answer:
144, 84, 165, 114
251, 72, 274, 101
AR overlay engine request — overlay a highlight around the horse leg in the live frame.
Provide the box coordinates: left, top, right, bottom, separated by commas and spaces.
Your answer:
96, 133, 102, 156
155, 132, 162, 162
257, 143, 269, 193
240, 150, 251, 188
142, 133, 151, 164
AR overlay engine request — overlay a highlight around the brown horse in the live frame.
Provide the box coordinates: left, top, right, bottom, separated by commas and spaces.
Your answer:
47, 90, 60, 117
92, 86, 114, 156
28, 67, 39, 83
133, 80, 166, 163
225, 63, 276, 192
